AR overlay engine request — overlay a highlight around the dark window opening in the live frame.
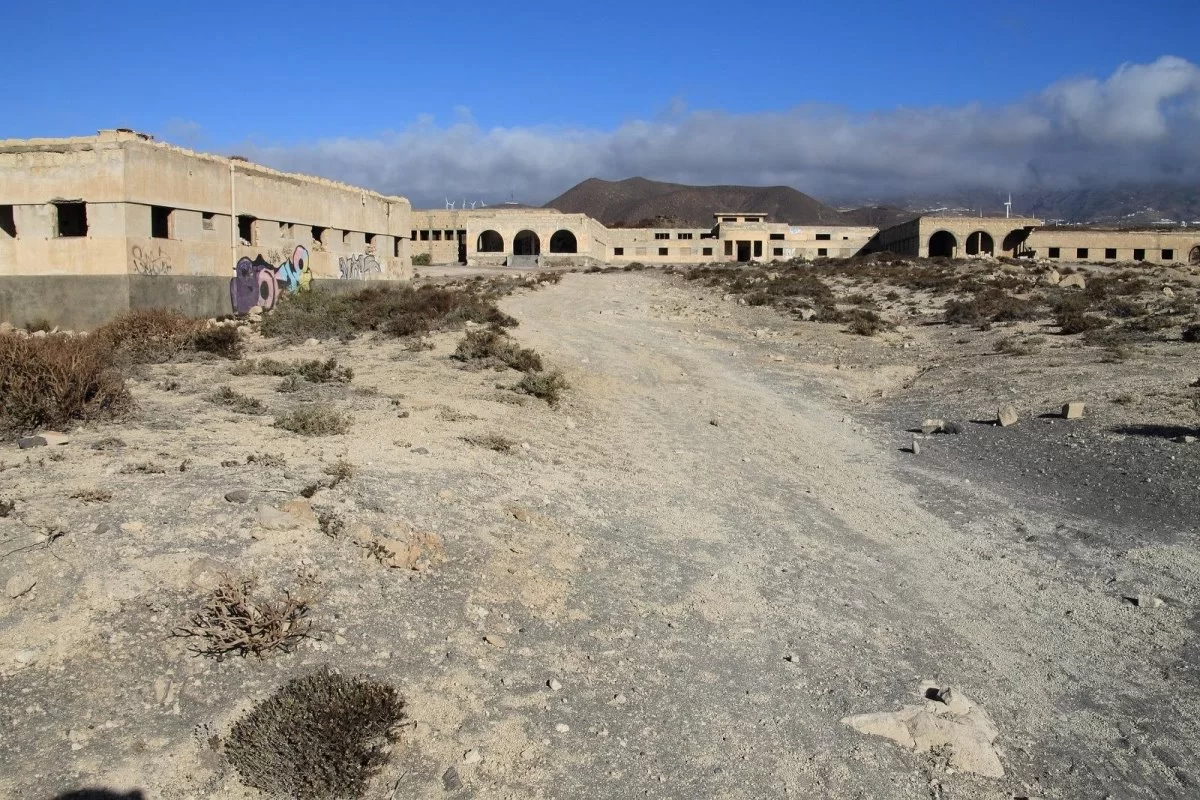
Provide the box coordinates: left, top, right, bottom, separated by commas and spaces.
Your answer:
237, 215, 255, 244
365, 233, 376, 247
724, 240, 734, 256
432, 230, 442, 241
722, 217, 737, 222
769, 233, 784, 240
702, 247, 713, 256
753, 241, 763, 258
477, 230, 504, 252
1133, 248, 1145, 261
655, 232, 670, 240
0, 205, 16, 237
677, 232, 693, 240
549, 230, 578, 254
1076, 248, 1089, 259
202, 212, 215, 231
614, 247, 624, 256
279, 221, 293, 239
410, 230, 417, 240
843, 236, 849, 240
444, 230, 454, 239
773, 248, 783, 256
342, 230, 351, 244
1048, 247, 1060, 259
150, 205, 172, 239
1162, 249, 1174, 261
394, 238, 401, 257
817, 248, 828, 257
815, 233, 831, 241
312, 226, 326, 244
1105, 248, 1117, 259
700, 232, 716, 239
419, 230, 430, 241
658, 247, 668, 256
55, 201, 88, 237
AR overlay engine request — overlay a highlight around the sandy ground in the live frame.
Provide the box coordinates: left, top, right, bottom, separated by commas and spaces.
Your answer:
1, 271, 1198, 799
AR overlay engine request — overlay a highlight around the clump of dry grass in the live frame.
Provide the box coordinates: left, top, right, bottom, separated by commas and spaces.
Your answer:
274, 405, 352, 436
514, 370, 569, 406
995, 335, 1044, 356
252, 358, 353, 384
94, 308, 203, 365
453, 329, 544, 372
175, 576, 312, 657
208, 386, 267, 414
190, 325, 244, 359
462, 433, 517, 453
70, 488, 112, 503
223, 668, 404, 800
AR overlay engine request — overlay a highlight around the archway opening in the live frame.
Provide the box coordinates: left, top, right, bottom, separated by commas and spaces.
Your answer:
1190, 245, 1200, 265
929, 231, 958, 259
549, 229, 578, 254
1002, 229, 1030, 255
477, 230, 504, 252
965, 231, 994, 256
513, 230, 541, 256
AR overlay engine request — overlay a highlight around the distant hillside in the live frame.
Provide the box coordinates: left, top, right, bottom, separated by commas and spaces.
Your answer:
545, 177, 850, 228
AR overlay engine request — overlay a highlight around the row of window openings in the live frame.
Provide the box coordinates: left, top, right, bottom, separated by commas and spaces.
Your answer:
411, 230, 467, 242
1047, 247, 1173, 261
613, 247, 716, 257
611, 244, 831, 258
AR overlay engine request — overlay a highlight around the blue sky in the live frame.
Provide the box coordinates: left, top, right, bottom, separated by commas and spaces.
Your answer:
3, 0, 1199, 204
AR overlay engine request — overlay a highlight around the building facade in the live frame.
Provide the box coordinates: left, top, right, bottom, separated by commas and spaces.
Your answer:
0, 130, 412, 329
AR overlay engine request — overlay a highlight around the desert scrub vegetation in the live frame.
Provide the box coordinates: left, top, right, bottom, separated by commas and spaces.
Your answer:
207, 386, 267, 415
224, 668, 405, 800
462, 432, 517, 453
242, 357, 354, 384
259, 283, 516, 343
995, 335, 1045, 356
514, 370, 569, 406
0, 331, 132, 436
411, 252, 432, 266
274, 404, 352, 436
175, 576, 312, 657
453, 329, 544, 372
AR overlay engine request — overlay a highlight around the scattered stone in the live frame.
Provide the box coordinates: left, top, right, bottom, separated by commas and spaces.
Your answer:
352, 526, 445, 571
1163, 286, 1176, 298
224, 489, 251, 504
304, 337, 320, 346
555, 723, 570, 733
997, 404, 1019, 427
1060, 273, 1086, 290
442, 766, 463, 791
920, 419, 944, 435
1043, 269, 1062, 286
463, 748, 482, 765
13, 649, 39, 667
1175, 435, 1197, 445
548, 678, 563, 691
510, 507, 532, 523
120, 521, 146, 534
483, 634, 506, 648
842, 681, 1004, 778
5, 573, 36, 599
256, 504, 300, 531
17, 436, 47, 449
1123, 594, 1165, 609
942, 422, 962, 435
0, 321, 12, 334
911, 438, 921, 456
1062, 402, 1085, 420
412, 447, 429, 455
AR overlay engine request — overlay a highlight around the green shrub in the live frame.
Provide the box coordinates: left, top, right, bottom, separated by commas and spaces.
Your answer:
411, 252, 432, 266
514, 370, 569, 405
452, 330, 543, 372
208, 386, 267, 415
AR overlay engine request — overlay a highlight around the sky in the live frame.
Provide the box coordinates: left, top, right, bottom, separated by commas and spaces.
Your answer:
3, 0, 1199, 207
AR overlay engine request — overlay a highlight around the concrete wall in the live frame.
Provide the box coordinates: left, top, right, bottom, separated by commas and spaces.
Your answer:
1025, 228, 1200, 264
0, 130, 414, 327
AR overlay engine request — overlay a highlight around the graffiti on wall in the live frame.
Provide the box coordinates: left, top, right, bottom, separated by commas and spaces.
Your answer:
338, 253, 382, 280
229, 245, 312, 314
130, 245, 173, 276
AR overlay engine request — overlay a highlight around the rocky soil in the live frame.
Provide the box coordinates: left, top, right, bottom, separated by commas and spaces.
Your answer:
2, 269, 1199, 799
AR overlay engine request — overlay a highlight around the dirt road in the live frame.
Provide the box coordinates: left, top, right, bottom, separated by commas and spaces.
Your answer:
2, 272, 1196, 799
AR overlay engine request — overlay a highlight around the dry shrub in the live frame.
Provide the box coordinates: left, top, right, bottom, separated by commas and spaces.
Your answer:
260, 284, 516, 343
1053, 294, 1110, 335
945, 288, 1042, 328
190, 325, 244, 359
250, 358, 353, 383
995, 335, 1044, 356
94, 308, 202, 365
0, 333, 131, 437
453, 329, 543, 372
224, 668, 404, 800
208, 386, 267, 415
274, 405, 352, 436
175, 575, 311, 657
70, 488, 112, 503
845, 309, 890, 336
1183, 324, 1200, 343
515, 370, 569, 405
461, 433, 516, 453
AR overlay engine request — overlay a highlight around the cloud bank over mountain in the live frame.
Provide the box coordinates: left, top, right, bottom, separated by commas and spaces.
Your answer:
241, 56, 1200, 208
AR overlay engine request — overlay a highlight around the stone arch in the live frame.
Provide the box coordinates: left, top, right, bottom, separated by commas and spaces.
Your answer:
965, 231, 994, 256
1190, 245, 1200, 265
477, 230, 504, 252
928, 230, 958, 259
1002, 229, 1030, 255
513, 230, 541, 256
549, 229, 578, 254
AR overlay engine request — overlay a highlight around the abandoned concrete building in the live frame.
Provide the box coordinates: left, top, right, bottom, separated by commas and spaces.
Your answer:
3, 130, 1199, 328
0, 130, 412, 328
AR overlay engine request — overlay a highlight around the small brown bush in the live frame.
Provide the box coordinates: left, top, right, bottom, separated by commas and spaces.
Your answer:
274, 405, 352, 436
514, 370, 569, 405
190, 325, 244, 359
995, 335, 1044, 356
0, 333, 131, 437
453, 330, 543, 372
224, 668, 404, 800
208, 386, 267, 415
248, 358, 352, 383
411, 252, 432, 266
845, 309, 890, 336
461, 433, 516, 453
175, 576, 311, 657
70, 488, 112, 503
94, 308, 202, 365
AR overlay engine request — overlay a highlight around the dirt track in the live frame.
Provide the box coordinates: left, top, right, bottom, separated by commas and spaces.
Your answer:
2, 271, 1198, 799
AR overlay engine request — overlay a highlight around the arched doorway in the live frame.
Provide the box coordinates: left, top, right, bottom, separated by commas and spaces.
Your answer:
513, 230, 541, 256
1190, 245, 1200, 265
929, 231, 958, 258
965, 231, 994, 256
549, 230, 578, 253
477, 230, 504, 252
1002, 229, 1030, 256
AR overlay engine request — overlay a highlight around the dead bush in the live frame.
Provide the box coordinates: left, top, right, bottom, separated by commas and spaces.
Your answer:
246, 452, 286, 467
249, 358, 352, 383
0, 333, 131, 437
94, 308, 202, 365
224, 669, 404, 800
845, 309, 890, 336
453, 330, 543, 372
208, 386, 267, 415
995, 335, 1044, 356
514, 370, 569, 405
1183, 323, 1200, 343
189, 325, 244, 359
276, 375, 304, 393
175, 576, 312, 657
462, 433, 516, 453
119, 461, 166, 474
274, 405, 352, 436
945, 288, 1042, 328
70, 488, 112, 503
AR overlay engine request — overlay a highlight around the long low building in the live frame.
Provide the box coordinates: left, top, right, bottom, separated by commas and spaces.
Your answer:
0, 130, 412, 329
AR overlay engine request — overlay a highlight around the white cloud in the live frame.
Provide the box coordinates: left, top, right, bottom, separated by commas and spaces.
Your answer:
242, 56, 1200, 207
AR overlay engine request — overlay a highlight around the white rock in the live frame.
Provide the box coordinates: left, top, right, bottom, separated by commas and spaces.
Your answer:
548, 678, 563, 691
5, 574, 36, 599
463, 748, 482, 764
555, 723, 570, 733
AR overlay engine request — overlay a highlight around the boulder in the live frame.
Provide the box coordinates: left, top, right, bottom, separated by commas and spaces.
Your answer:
1060, 273, 1086, 289
1163, 286, 1176, 298
256, 503, 300, 531
1062, 402, 1085, 420
997, 404, 1019, 427
920, 419, 944, 435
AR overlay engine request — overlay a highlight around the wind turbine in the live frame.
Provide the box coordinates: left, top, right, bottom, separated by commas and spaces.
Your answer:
1004, 194, 1013, 219
445, 198, 455, 209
